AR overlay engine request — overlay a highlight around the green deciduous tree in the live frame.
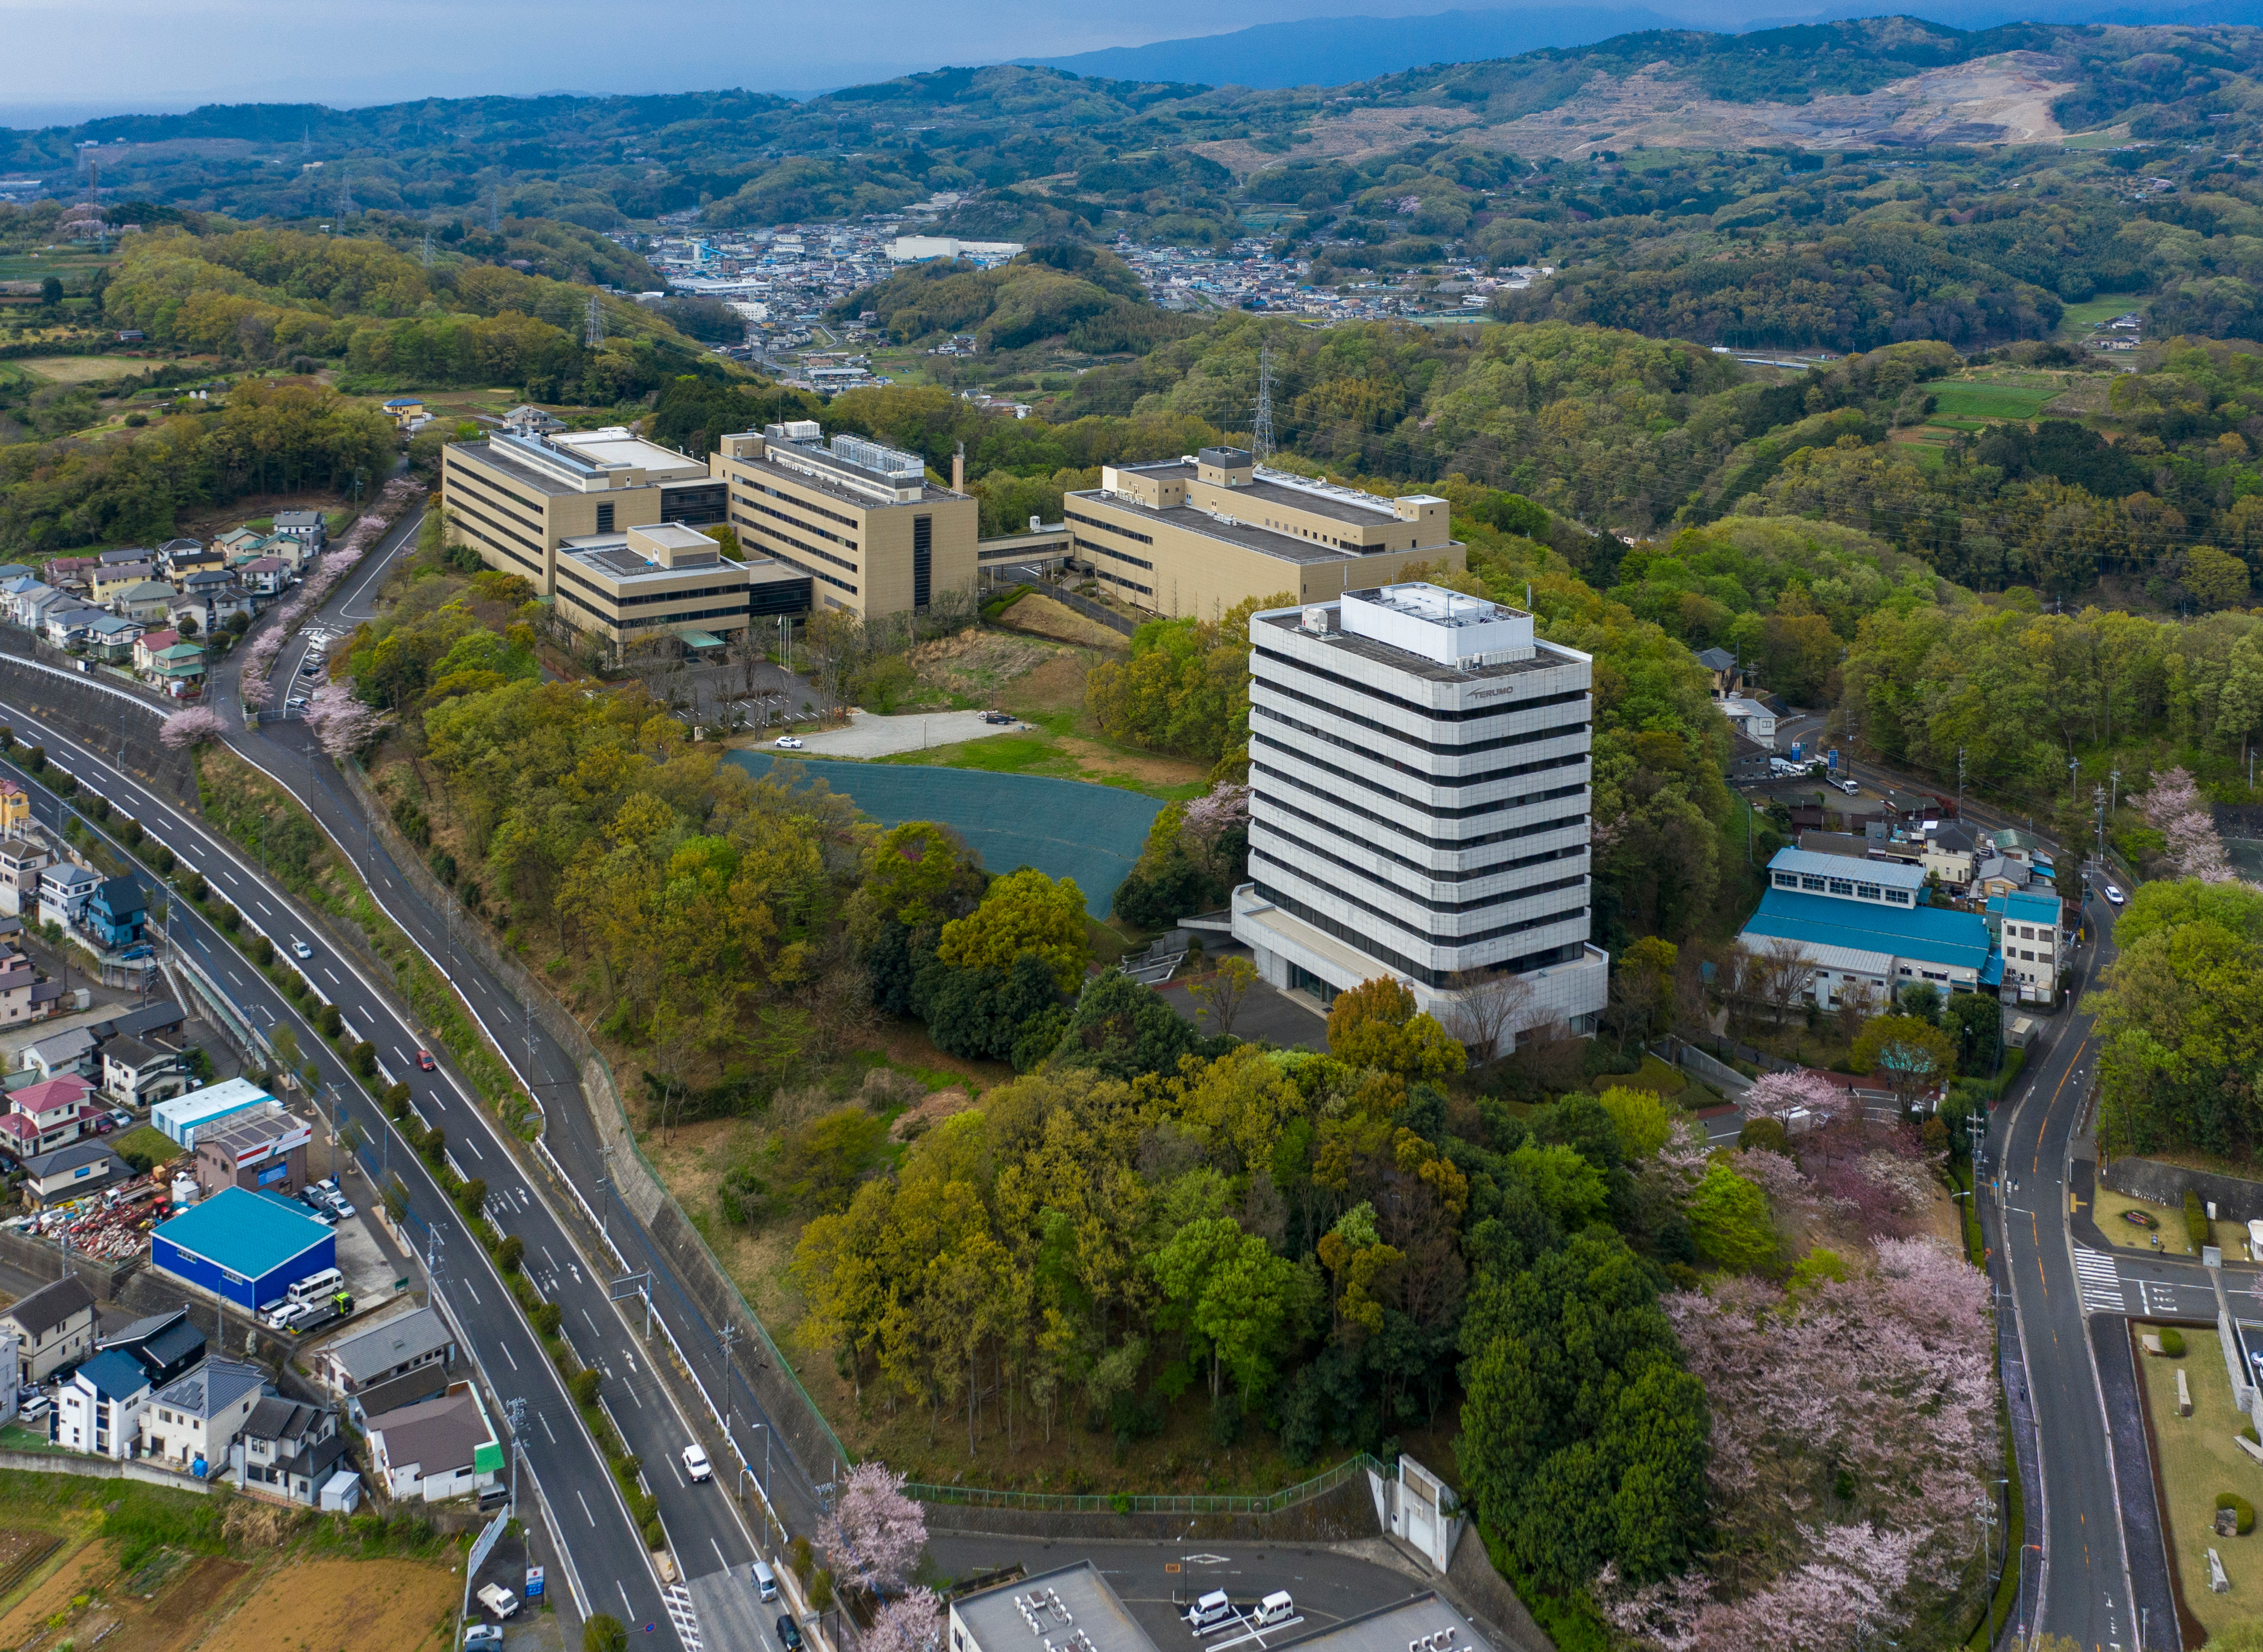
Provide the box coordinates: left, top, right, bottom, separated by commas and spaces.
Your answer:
1687, 1160, 1776, 1272
936, 867, 1089, 990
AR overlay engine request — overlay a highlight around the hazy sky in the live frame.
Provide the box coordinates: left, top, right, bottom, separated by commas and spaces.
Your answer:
0, 0, 1758, 125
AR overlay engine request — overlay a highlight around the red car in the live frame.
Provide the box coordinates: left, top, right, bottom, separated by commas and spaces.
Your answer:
416, 1049, 436, 1072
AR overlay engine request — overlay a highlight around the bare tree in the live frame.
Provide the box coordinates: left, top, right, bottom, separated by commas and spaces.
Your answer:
1189, 954, 1260, 1039
622, 633, 685, 702
1443, 967, 1538, 1063
1753, 937, 1821, 1024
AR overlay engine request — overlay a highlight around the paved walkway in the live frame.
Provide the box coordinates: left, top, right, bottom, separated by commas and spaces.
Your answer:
775, 708, 1029, 758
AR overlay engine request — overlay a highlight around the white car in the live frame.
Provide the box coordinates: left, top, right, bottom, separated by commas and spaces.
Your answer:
2104, 884, 2126, 906
476, 1585, 519, 1621
683, 1444, 712, 1482
773, 735, 804, 751
290, 936, 312, 959
261, 1301, 313, 1332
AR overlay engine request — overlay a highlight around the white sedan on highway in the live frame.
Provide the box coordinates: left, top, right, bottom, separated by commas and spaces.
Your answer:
683, 1444, 712, 1482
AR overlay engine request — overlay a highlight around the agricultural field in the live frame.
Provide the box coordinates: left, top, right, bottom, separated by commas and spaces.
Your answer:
11, 358, 150, 385
1928, 376, 2067, 421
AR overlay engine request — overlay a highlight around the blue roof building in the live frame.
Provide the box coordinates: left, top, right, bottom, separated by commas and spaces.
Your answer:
149, 1186, 335, 1311
84, 877, 145, 951
1740, 847, 2000, 1011
1985, 888, 2066, 1005
54, 1348, 154, 1459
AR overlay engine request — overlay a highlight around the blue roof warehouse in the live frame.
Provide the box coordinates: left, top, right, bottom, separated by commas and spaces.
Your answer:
149, 1186, 334, 1311
1738, 847, 2001, 1010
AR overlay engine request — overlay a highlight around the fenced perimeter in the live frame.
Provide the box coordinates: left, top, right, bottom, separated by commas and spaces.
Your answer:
727, 753, 1163, 917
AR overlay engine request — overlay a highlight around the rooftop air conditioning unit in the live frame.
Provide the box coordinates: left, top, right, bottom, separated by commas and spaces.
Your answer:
1301, 607, 1336, 635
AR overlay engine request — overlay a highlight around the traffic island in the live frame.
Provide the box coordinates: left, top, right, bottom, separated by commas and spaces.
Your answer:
2133, 1322, 2254, 1643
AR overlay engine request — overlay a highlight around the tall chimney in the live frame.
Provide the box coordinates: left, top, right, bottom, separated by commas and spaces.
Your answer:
952, 441, 965, 493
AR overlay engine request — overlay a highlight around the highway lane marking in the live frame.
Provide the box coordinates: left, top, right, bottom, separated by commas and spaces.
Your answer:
541, 1412, 557, 1444
323, 967, 339, 984
464, 1134, 486, 1161
578, 1490, 596, 1525
502, 1342, 518, 1372
462, 1279, 481, 1306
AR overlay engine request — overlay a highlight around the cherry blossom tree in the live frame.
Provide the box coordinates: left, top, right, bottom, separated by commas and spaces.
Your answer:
1611, 1235, 1995, 1652
1741, 1069, 1854, 1131
862, 1586, 943, 1652
302, 682, 383, 758
158, 708, 227, 750
818, 1461, 927, 1599
2134, 766, 2236, 883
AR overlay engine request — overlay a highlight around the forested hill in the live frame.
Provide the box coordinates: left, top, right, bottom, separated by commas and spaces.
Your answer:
6, 18, 2263, 235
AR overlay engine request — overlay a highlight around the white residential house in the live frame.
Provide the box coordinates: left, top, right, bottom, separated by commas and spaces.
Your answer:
0, 1274, 95, 1382
55, 1349, 154, 1460
1718, 695, 1778, 750
140, 1360, 266, 1472
36, 863, 100, 933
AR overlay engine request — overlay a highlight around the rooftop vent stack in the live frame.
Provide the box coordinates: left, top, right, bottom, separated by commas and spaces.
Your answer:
953, 441, 965, 493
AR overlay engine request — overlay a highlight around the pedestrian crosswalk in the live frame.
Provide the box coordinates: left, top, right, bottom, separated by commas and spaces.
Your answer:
663, 1584, 704, 1652
2074, 1246, 2129, 1314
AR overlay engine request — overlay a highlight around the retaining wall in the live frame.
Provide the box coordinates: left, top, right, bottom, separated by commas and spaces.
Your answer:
2101, 1155, 2263, 1223
919, 1473, 1380, 1543
0, 1448, 212, 1492
0, 1227, 133, 1301
0, 651, 196, 807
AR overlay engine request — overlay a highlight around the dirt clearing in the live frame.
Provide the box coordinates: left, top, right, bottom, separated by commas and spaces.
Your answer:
196, 1556, 458, 1652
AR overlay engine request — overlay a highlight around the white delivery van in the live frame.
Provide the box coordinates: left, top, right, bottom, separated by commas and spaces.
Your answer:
1254, 1594, 1295, 1628
1188, 1592, 1234, 1631
752, 1561, 778, 1602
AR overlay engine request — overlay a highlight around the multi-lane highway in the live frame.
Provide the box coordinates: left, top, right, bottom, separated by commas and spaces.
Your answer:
190, 502, 811, 1650
0, 674, 776, 1650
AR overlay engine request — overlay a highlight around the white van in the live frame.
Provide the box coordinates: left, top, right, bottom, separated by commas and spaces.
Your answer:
1254, 1594, 1295, 1628
1188, 1592, 1233, 1632
752, 1561, 778, 1603
287, 1267, 345, 1306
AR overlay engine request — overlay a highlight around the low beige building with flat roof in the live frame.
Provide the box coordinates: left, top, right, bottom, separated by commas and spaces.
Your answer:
708, 421, 978, 620
550, 523, 810, 659
1063, 446, 1465, 620
440, 426, 728, 596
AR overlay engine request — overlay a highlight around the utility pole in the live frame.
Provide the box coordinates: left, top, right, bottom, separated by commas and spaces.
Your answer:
720, 1321, 741, 1448
1956, 745, 1965, 812
504, 1396, 526, 1516
2094, 784, 2107, 863
2068, 755, 2080, 808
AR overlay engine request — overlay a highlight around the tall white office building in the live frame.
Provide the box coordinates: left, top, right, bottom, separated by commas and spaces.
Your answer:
1229, 582, 1608, 1041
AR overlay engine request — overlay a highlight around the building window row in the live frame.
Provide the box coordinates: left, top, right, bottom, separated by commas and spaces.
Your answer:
1072, 535, 1153, 572
756, 544, 857, 597
735, 513, 859, 577
446, 471, 547, 535
1254, 644, 1588, 725
1254, 674, 1588, 759
1250, 703, 1588, 790
1251, 880, 1586, 988
1251, 760, 1587, 853
1255, 791, 1586, 882
1255, 849, 1588, 948
1251, 732, 1586, 820
1251, 819, 1586, 912
613, 582, 748, 609
734, 489, 857, 550
734, 476, 859, 531
452, 513, 544, 579
448, 463, 543, 518
1095, 566, 1153, 599
1065, 509, 1154, 547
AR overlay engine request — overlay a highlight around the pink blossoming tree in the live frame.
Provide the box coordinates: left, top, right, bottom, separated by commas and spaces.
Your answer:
818, 1461, 927, 1599
302, 682, 383, 758
158, 708, 227, 750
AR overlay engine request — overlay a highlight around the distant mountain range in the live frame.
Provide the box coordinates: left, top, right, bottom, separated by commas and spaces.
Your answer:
1027, 0, 2263, 90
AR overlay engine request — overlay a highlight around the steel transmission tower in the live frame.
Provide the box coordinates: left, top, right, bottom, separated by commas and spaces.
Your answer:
584, 295, 605, 350
420, 231, 434, 269
1253, 341, 1276, 462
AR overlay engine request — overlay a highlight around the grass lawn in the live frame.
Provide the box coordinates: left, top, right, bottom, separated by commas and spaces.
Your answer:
867, 719, 1209, 802
1930, 380, 2063, 420
2136, 1327, 2263, 1640
1593, 1053, 1687, 1099
110, 1125, 178, 1173
2058, 292, 2149, 327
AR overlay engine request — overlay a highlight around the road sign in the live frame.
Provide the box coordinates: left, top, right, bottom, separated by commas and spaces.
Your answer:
526, 1566, 544, 1599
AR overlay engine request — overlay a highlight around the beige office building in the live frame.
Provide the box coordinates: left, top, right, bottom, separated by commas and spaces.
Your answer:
1063, 447, 1465, 619
548, 523, 808, 655
440, 427, 729, 595
708, 422, 978, 619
